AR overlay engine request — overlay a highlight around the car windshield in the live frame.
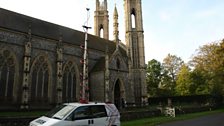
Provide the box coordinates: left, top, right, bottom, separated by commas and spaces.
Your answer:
45, 104, 76, 120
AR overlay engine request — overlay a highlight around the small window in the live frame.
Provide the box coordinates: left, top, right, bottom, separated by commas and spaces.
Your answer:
131, 14, 136, 28
100, 24, 104, 38
100, 28, 104, 38
91, 105, 107, 118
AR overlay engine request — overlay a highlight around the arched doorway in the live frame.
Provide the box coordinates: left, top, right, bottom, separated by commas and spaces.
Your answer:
114, 79, 125, 109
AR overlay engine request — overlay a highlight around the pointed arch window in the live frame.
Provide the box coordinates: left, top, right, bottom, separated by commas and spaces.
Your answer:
31, 56, 49, 103
116, 58, 120, 69
131, 8, 136, 28
63, 61, 77, 103
0, 50, 15, 101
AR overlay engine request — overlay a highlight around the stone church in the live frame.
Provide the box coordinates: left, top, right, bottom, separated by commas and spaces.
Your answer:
0, 0, 146, 110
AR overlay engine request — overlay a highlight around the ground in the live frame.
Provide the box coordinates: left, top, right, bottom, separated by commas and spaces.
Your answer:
159, 112, 224, 126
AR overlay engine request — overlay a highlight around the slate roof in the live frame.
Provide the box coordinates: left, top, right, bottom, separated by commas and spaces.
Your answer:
0, 8, 121, 54
91, 57, 105, 72
0, 8, 129, 72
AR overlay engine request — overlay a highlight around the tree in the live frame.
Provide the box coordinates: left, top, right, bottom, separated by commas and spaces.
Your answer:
215, 40, 224, 95
159, 69, 174, 96
190, 39, 224, 95
146, 59, 162, 97
191, 68, 209, 95
161, 54, 184, 95
175, 64, 193, 95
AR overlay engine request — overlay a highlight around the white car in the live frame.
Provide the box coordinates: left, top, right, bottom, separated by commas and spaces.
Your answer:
29, 102, 120, 126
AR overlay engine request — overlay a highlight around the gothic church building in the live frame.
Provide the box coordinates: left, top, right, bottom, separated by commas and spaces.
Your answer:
0, 0, 146, 110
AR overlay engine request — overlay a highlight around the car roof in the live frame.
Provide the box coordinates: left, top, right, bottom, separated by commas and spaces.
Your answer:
63, 102, 109, 107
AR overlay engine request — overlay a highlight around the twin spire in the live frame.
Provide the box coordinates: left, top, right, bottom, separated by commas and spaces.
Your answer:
96, 0, 107, 10
94, 0, 109, 39
113, 4, 119, 47
94, 0, 119, 46
113, 2, 119, 42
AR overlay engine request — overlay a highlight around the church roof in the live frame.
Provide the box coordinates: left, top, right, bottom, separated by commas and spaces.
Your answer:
0, 8, 121, 54
91, 57, 105, 72
91, 46, 128, 72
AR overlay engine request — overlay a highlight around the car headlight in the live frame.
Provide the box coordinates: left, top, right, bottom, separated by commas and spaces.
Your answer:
29, 123, 37, 126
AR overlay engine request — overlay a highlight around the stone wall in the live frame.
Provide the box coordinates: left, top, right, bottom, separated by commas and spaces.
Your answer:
0, 28, 108, 109
90, 71, 105, 101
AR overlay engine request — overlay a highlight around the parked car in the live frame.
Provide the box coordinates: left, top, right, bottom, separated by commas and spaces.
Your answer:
29, 102, 120, 126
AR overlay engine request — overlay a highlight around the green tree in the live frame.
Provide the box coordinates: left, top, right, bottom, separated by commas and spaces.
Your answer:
191, 68, 209, 95
159, 69, 173, 96
190, 39, 224, 95
175, 64, 192, 95
215, 40, 224, 95
146, 59, 162, 97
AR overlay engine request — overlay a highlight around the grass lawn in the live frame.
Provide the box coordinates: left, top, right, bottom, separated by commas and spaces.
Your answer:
121, 108, 224, 126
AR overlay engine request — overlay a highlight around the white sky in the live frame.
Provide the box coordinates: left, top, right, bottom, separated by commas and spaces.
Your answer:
1, 0, 224, 63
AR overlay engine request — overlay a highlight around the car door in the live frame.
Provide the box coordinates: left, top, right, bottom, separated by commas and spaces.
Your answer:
90, 105, 108, 126
66, 106, 92, 126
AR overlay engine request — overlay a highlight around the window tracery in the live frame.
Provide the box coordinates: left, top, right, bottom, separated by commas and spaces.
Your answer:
31, 56, 49, 103
0, 50, 15, 100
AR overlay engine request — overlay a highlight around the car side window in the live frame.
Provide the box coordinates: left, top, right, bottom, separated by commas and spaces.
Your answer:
91, 105, 107, 118
73, 106, 91, 120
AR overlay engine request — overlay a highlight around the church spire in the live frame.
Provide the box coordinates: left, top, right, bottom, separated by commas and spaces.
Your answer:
113, 4, 119, 47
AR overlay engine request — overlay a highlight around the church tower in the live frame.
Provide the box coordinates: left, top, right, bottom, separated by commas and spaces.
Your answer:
94, 0, 109, 39
124, 0, 147, 105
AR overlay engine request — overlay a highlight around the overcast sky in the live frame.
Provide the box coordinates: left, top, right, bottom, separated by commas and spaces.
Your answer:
1, 0, 224, 63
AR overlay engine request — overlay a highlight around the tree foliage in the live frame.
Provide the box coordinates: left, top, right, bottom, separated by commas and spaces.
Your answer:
190, 39, 224, 95
162, 54, 184, 81
146, 39, 224, 97
146, 59, 162, 97
175, 64, 192, 95
146, 55, 184, 97
190, 68, 209, 95
161, 54, 184, 95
